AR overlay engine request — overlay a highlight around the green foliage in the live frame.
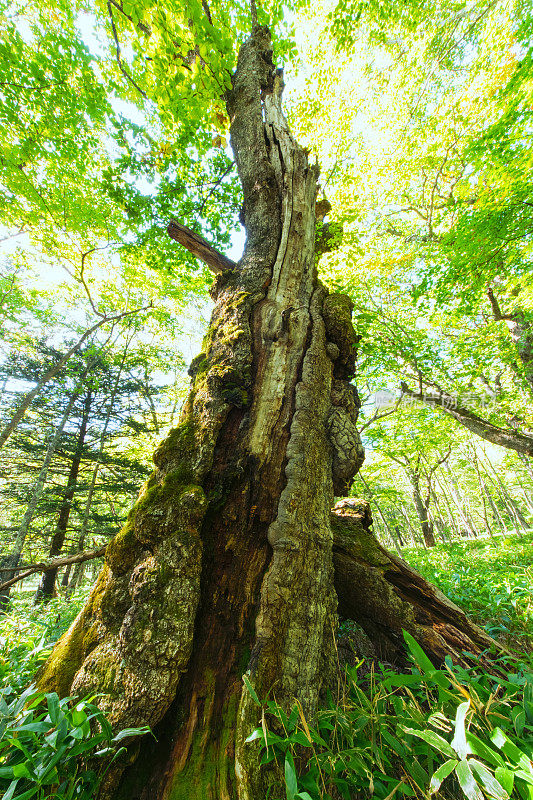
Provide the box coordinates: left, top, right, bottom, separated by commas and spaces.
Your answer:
0, 593, 87, 695
0, 685, 148, 799
406, 534, 533, 643
0, 593, 149, 799
245, 635, 533, 800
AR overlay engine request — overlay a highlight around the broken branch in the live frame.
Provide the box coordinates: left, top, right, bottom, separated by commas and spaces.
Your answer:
167, 219, 237, 274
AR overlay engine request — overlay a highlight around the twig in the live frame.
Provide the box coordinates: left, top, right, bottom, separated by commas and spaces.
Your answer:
197, 162, 234, 217
107, 2, 148, 98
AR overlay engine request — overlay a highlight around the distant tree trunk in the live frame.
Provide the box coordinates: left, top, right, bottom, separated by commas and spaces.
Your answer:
394, 525, 405, 547
357, 473, 395, 545
470, 451, 495, 539
484, 484, 506, 531
405, 465, 435, 547
37, 28, 502, 800
443, 462, 478, 537
481, 455, 527, 535
61, 480, 93, 594
433, 471, 461, 539
400, 504, 419, 544
34, 387, 92, 602
62, 338, 132, 594
0, 386, 81, 608
508, 497, 529, 529
512, 466, 533, 514
429, 491, 447, 541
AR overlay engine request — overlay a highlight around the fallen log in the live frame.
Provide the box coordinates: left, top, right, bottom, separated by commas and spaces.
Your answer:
331, 498, 500, 666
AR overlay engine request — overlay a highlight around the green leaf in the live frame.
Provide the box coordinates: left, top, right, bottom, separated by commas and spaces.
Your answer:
455, 760, 484, 800
402, 631, 450, 688
514, 771, 533, 787
466, 733, 504, 768
2, 781, 21, 800
244, 728, 263, 744
46, 692, 60, 725
285, 752, 298, 800
469, 759, 509, 800
401, 726, 456, 758
490, 728, 533, 772
495, 768, 514, 796
430, 758, 458, 793
452, 701, 471, 760
13, 762, 35, 780
242, 674, 261, 707
112, 726, 150, 743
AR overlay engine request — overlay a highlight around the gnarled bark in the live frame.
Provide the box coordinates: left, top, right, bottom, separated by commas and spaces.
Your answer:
331, 499, 495, 666
37, 27, 499, 800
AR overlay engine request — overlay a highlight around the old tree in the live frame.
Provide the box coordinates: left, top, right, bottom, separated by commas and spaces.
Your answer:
25, 4, 500, 799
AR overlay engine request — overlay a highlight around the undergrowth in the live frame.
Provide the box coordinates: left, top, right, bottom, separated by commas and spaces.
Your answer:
403, 533, 533, 647
0, 591, 148, 799
1, 533, 532, 799
244, 634, 533, 800
0, 591, 87, 695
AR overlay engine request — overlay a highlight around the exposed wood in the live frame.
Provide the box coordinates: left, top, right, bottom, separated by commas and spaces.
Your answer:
167, 219, 237, 274
331, 499, 500, 666
0, 545, 106, 592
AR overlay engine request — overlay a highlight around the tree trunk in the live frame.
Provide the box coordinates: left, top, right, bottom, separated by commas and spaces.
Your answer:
37, 28, 500, 800
405, 466, 436, 547
35, 387, 93, 602
430, 489, 448, 541
63, 337, 132, 594
481, 455, 527, 534
443, 462, 478, 538
400, 503, 419, 544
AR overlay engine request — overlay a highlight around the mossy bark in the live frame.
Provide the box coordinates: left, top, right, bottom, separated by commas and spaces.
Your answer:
37, 26, 500, 800
331, 499, 495, 666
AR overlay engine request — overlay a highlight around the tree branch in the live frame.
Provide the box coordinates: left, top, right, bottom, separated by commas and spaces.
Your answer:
167, 220, 237, 273
0, 302, 152, 451
400, 382, 533, 457
358, 395, 402, 433
0, 545, 107, 592
107, 2, 148, 98
108, 0, 151, 35
487, 286, 514, 321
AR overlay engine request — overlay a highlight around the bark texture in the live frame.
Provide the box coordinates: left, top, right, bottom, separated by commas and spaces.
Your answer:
331, 499, 495, 666
37, 28, 498, 800
405, 465, 436, 548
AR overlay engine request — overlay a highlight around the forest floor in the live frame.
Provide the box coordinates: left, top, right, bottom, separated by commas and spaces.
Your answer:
403, 531, 533, 652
